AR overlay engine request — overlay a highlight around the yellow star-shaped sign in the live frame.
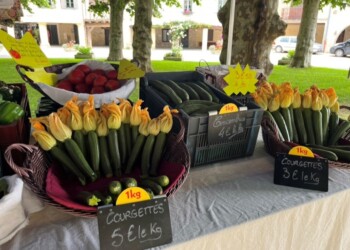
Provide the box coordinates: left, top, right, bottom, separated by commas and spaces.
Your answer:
223, 63, 258, 96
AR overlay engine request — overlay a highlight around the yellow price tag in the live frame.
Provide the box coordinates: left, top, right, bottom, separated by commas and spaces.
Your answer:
223, 63, 258, 96
289, 146, 314, 158
116, 187, 151, 205
25, 69, 57, 86
219, 103, 238, 114
118, 59, 145, 80
0, 30, 51, 68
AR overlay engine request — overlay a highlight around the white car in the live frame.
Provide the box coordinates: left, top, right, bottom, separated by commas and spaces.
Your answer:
272, 36, 323, 54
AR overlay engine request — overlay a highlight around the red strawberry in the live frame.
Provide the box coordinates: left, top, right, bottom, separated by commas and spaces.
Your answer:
106, 70, 118, 79
56, 80, 73, 91
75, 84, 90, 93
85, 72, 98, 85
105, 79, 121, 91
75, 64, 91, 75
90, 86, 105, 94
68, 69, 85, 85
93, 75, 107, 87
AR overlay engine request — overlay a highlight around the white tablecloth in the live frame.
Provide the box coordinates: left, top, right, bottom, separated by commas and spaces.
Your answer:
2, 135, 350, 250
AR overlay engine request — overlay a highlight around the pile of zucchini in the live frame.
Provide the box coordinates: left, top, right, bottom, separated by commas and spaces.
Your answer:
148, 80, 225, 116
252, 82, 350, 162
30, 96, 175, 193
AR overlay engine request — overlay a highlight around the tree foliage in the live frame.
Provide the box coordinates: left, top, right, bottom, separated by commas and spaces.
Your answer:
285, 0, 350, 9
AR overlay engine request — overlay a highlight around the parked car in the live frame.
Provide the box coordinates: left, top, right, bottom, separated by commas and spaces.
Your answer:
272, 36, 323, 54
329, 39, 350, 57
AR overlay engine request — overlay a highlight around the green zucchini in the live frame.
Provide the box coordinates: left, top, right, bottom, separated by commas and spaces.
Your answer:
98, 136, 113, 178
308, 147, 338, 161
312, 110, 323, 145
303, 108, 315, 145
328, 111, 339, 141
328, 120, 350, 146
187, 82, 213, 101
162, 80, 189, 101
107, 129, 122, 177
290, 107, 299, 143
280, 108, 293, 141
149, 132, 166, 176
141, 134, 156, 177
140, 179, 163, 195
293, 108, 307, 145
271, 110, 290, 142
307, 144, 350, 162
72, 130, 86, 158
321, 107, 330, 145
177, 82, 200, 100
120, 177, 138, 188
63, 139, 97, 182
76, 191, 100, 206
195, 80, 220, 103
148, 80, 182, 105
125, 134, 146, 174
190, 103, 224, 115
141, 175, 170, 187
87, 131, 100, 175
108, 180, 122, 196
93, 191, 113, 205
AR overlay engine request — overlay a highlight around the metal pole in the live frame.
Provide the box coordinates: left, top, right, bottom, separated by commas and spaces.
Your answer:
226, 0, 236, 65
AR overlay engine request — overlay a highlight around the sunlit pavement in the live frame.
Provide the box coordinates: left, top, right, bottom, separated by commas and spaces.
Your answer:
0, 46, 349, 70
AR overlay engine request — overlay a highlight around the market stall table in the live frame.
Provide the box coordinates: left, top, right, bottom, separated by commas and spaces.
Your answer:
2, 133, 350, 250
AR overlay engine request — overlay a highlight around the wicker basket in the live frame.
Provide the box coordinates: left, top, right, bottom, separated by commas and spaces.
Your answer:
4, 114, 190, 218
261, 106, 350, 169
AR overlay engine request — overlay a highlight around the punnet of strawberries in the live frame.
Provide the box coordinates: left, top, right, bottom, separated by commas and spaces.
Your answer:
55, 64, 122, 95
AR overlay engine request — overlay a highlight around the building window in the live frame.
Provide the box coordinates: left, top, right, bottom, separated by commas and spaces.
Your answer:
183, 0, 192, 14
208, 29, 214, 41
66, 0, 74, 8
218, 0, 226, 10
162, 29, 170, 42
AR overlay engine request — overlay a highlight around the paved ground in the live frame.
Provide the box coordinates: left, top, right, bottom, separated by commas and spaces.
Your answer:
1, 46, 349, 70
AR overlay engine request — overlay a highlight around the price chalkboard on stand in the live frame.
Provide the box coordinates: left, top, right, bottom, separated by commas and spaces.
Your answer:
207, 109, 247, 145
97, 196, 172, 250
274, 152, 328, 192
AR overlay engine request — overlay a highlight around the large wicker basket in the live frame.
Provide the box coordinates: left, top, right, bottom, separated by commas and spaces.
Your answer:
4, 114, 190, 218
261, 106, 350, 169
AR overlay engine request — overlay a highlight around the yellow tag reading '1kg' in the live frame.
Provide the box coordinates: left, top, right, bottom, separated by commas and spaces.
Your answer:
289, 146, 315, 158
0, 30, 52, 68
116, 187, 151, 205
223, 63, 258, 96
219, 103, 238, 114
118, 59, 145, 80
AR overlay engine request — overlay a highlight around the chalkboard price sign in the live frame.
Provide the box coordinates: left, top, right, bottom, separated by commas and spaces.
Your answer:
208, 111, 247, 144
97, 196, 172, 250
274, 153, 329, 192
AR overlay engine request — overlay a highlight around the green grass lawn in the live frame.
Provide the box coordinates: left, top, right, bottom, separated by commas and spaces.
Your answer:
1, 58, 349, 116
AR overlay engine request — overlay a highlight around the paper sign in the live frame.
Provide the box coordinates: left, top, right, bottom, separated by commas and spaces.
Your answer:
118, 59, 145, 80
223, 63, 258, 96
116, 187, 151, 205
0, 30, 51, 68
25, 69, 57, 86
219, 103, 238, 114
289, 146, 314, 158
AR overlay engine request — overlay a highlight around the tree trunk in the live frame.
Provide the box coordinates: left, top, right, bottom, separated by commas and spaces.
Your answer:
132, 0, 153, 72
218, 0, 286, 76
107, 0, 124, 61
290, 0, 320, 68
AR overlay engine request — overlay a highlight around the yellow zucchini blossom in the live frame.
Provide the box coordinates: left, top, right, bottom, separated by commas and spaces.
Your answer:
119, 99, 132, 124
251, 92, 267, 111
48, 113, 72, 142
319, 90, 330, 107
57, 107, 71, 127
130, 99, 143, 126
311, 90, 323, 111
148, 118, 160, 136
65, 97, 83, 131
279, 87, 294, 108
268, 94, 280, 112
302, 90, 312, 109
31, 121, 56, 150
139, 108, 151, 136
325, 87, 338, 108
104, 102, 122, 129
82, 96, 98, 132
96, 113, 108, 137
292, 87, 301, 109
260, 81, 273, 96
330, 101, 339, 113
29, 116, 49, 130
158, 105, 174, 133
270, 83, 279, 94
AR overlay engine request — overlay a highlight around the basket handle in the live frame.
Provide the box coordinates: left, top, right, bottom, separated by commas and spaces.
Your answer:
4, 143, 39, 178
15, 64, 36, 84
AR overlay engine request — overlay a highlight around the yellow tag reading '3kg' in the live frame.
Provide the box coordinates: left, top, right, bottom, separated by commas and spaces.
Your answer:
223, 63, 258, 96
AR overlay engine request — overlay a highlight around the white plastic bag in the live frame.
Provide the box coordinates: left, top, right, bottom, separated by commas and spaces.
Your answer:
0, 175, 28, 245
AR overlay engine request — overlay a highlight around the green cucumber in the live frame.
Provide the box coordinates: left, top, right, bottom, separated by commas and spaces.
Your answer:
195, 80, 220, 103
177, 82, 200, 100
162, 80, 189, 101
187, 82, 213, 101
148, 80, 182, 105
